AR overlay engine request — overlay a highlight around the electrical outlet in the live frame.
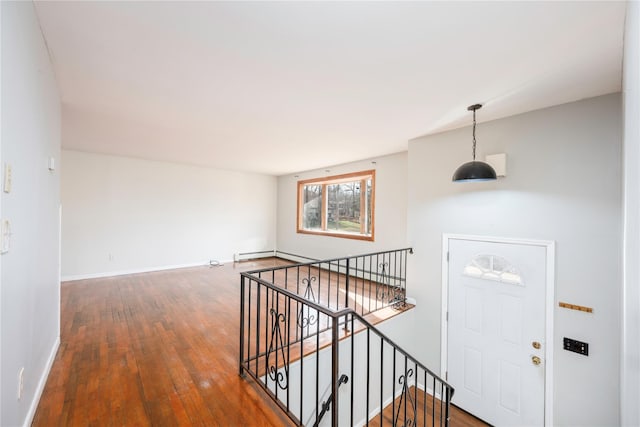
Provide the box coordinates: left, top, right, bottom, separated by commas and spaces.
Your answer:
17, 367, 24, 400
1, 219, 11, 254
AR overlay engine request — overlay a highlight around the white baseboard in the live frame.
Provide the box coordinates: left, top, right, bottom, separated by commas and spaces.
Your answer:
234, 250, 276, 262
61, 259, 234, 282
24, 335, 60, 427
274, 250, 320, 263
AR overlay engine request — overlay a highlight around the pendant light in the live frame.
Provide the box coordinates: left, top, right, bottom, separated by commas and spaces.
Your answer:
452, 104, 497, 182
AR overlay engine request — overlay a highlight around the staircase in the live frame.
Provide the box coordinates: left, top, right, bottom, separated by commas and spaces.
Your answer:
238, 248, 454, 426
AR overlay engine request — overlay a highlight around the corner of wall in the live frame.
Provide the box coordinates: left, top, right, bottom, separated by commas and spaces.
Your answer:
621, 1, 640, 425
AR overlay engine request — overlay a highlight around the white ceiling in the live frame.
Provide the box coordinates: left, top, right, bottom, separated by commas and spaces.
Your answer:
34, 1, 627, 176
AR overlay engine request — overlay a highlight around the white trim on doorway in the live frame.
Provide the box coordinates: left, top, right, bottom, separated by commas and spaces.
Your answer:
440, 234, 555, 426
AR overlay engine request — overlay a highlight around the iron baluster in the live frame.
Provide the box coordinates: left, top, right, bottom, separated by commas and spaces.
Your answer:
393, 347, 396, 426
344, 258, 351, 332
239, 276, 246, 376
350, 313, 355, 426
255, 282, 261, 379
299, 301, 304, 424
366, 327, 370, 427
345, 258, 350, 310
286, 297, 291, 411
331, 315, 339, 426
380, 335, 384, 426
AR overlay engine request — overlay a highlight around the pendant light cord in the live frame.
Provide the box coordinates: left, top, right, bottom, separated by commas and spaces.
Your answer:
472, 108, 477, 161
467, 103, 482, 161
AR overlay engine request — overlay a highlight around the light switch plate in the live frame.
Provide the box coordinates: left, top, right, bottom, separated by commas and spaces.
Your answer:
4, 164, 12, 193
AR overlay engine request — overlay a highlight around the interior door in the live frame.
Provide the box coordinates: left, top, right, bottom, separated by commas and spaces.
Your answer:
446, 238, 547, 426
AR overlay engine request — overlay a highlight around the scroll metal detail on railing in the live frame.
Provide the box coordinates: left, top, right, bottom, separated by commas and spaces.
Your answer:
396, 369, 417, 427
376, 261, 407, 308
376, 261, 391, 302
297, 276, 319, 331
266, 308, 288, 391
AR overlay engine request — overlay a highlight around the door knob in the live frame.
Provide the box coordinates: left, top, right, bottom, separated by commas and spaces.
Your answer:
532, 355, 541, 366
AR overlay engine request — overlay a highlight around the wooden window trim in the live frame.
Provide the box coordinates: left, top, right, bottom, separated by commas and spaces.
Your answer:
296, 170, 375, 241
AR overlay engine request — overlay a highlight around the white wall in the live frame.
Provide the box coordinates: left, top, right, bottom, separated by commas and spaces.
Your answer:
276, 152, 408, 260
407, 94, 622, 425
61, 150, 277, 279
622, 1, 640, 425
1, 2, 61, 426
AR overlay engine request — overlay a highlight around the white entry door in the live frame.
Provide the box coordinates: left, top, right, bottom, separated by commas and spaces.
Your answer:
445, 236, 552, 426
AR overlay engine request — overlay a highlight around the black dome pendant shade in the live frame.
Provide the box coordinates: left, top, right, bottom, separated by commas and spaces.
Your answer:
452, 104, 497, 182
452, 160, 497, 182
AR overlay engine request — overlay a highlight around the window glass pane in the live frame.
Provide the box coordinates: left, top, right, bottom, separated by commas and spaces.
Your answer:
327, 181, 362, 234
463, 254, 523, 286
302, 184, 322, 230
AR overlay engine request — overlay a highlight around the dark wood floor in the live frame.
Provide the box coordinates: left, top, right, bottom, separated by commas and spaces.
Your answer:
33, 258, 487, 426
370, 386, 488, 427
33, 259, 294, 426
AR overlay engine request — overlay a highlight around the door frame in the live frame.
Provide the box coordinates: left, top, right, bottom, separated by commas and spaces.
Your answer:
441, 234, 555, 426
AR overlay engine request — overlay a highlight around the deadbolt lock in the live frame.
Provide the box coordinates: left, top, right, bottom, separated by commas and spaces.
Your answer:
532, 341, 541, 349
532, 355, 541, 366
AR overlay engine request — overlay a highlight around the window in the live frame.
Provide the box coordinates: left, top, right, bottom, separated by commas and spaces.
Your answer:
297, 170, 375, 241
463, 254, 523, 286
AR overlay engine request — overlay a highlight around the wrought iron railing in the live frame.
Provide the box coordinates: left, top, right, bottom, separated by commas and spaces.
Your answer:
246, 248, 413, 316
239, 249, 454, 426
